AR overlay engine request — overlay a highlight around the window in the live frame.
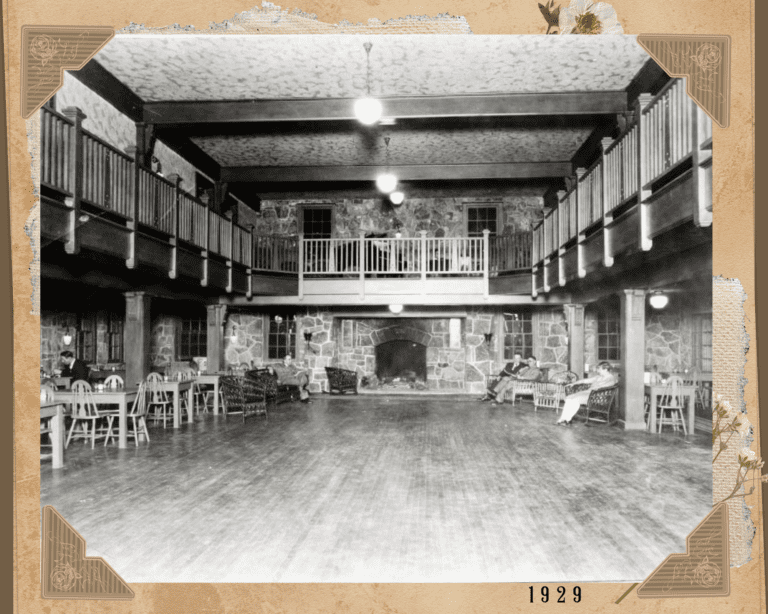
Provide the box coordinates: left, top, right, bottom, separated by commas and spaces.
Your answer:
466, 204, 499, 237
179, 318, 207, 359
107, 312, 124, 362
597, 312, 620, 361
267, 315, 296, 360
300, 205, 333, 239
503, 312, 533, 360
76, 313, 96, 363
692, 314, 712, 372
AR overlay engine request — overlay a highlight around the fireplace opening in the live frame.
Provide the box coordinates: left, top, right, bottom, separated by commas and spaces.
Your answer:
375, 340, 427, 384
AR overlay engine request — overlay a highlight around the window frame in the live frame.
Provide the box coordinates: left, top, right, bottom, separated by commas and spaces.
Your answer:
692, 313, 713, 373
298, 204, 335, 239
76, 313, 96, 363
107, 311, 124, 363
266, 314, 297, 360
464, 202, 501, 237
502, 311, 534, 361
597, 310, 621, 362
178, 317, 207, 361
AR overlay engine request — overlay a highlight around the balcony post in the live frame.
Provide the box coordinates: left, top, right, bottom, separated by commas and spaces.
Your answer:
298, 233, 305, 300
226, 217, 234, 293
123, 291, 151, 388
691, 99, 713, 228
206, 304, 227, 375
482, 229, 490, 298
125, 145, 139, 268
620, 289, 648, 430
564, 303, 586, 377
167, 174, 181, 280
420, 230, 428, 294
246, 227, 255, 299
637, 93, 654, 251
601, 137, 615, 267
575, 168, 587, 278
61, 107, 86, 255
201, 198, 210, 287
358, 231, 365, 300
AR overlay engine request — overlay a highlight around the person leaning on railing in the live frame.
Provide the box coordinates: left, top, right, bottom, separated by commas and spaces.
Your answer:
479, 355, 541, 404
270, 354, 311, 403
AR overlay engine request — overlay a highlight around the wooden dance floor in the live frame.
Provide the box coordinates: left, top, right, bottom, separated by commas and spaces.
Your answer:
41, 395, 712, 583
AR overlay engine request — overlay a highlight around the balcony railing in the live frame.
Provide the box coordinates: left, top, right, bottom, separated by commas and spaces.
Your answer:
532, 78, 712, 265
40, 105, 532, 292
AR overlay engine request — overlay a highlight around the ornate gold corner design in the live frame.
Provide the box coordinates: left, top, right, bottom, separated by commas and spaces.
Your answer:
41, 506, 134, 600
636, 503, 730, 598
21, 25, 114, 119
637, 35, 730, 128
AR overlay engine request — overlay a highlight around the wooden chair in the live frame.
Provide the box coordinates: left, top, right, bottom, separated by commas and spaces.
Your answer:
657, 376, 687, 435
103, 374, 124, 389
65, 381, 109, 448
584, 385, 619, 425
146, 372, 173, 428
105, 382, 150, 446
533, 370, 578, 412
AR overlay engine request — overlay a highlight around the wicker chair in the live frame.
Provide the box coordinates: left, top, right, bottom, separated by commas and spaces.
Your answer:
245, 369, 299, 405
533, 370, 579, 412
220, 375, 267, 423
325, 367, 358, 394
487, 368, 549, 404
584, 385, 619, 425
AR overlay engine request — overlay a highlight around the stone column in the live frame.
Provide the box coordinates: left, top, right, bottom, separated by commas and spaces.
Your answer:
206, 305, 227, 373
124, 292, 151, 386
621, 289, 648, 430
564, 304, 586, 377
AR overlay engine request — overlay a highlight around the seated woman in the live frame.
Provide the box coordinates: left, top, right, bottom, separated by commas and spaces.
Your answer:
555, 361, 616, 426
270, 354, 311, 403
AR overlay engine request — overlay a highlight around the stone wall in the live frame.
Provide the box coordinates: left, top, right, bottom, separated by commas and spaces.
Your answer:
150, 315, 178, 370
535, 309, 568, 371
645, 312, 696, 372
40, 310, 120, 373
240, 194, 544, 239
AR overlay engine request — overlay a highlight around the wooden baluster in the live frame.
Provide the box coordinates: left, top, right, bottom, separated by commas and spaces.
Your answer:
246, 227, 254, 298
167, 174, 181, 280
601, 138, 614, 268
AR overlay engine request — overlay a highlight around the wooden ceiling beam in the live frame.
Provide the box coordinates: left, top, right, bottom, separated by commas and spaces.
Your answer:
221, 162, 573, 183
68, 60, 144, 123
143, 92, 628, 125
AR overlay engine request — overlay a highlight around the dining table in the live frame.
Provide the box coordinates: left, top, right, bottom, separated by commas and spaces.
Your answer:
644, 382, 698, 435
194, 373, 225, 415
55, 387, 139, 449
40, 402, 65, 468
154, 380, 195, 428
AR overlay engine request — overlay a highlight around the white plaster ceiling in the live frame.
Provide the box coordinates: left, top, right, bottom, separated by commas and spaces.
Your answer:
191, 126, 592, 167
95, 34, 650, 102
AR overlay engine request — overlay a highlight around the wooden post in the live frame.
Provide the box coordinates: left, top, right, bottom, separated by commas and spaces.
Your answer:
482, 229, 490, 298
201, 203, 210, 287
167, 174, 181, 280
246, 227, 255, 299
620, 289, 648, 430
298, 233, 305, 300
125, 145, 139, 268
358, 231, 365, 300
206, 304, 226, 374
61, 107, 86, 255
601, 137, 615, 267
226, 218, 234, 293
691, 99, 713, 228
123, 292, 151, 387
637, 93, 654, 251
420, 230, 428, 294
574, 169, 587, 278
564, 304, 585, 377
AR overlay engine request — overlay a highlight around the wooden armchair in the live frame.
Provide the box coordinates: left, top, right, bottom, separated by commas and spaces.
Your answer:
220, 375, 268, 423
533, 370, 579, 412
245, 369, 299, 405
325, 367, 358, 394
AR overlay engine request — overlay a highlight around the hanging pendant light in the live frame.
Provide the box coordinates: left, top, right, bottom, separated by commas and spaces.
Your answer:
389, 191, 405, 205
376, 136, 397, 194
649, 292, 669, 309
355, 42, 382, 125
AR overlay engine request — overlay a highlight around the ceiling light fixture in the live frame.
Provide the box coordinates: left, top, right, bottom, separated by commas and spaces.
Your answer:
389, 304, 404, 314
376, 136, 397, 194
649, 292, 669, 309
355, 42, 382, 125
389, 191, 404, 205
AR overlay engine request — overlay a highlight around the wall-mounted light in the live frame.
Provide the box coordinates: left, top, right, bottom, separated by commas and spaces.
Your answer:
483, 332, 493, 345
303, 330, 315, 353
274, 315, 283, 325
62, 327, 74, 346
229, 324, 238, 344
389, 191, 404, 206
389, 304, 404, 314
649, 291, 669, 309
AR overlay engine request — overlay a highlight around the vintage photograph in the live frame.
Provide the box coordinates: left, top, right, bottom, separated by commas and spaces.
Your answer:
38, 34, 713, 582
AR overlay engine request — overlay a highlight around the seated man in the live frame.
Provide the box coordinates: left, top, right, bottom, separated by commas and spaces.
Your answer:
555, 361, 616, 425
478, 352, 526, 401
59, 350, 90, 383
481, 355, 541, 404
270, 354, 311, 403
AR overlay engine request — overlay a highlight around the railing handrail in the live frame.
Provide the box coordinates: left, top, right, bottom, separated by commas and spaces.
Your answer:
641, 77, 679, 115
80, 127, 135, 165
